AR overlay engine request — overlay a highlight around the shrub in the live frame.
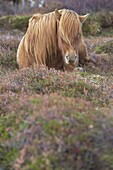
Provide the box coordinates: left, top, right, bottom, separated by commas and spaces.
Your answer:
95, 40, 113, 54
0, 35, 19, 70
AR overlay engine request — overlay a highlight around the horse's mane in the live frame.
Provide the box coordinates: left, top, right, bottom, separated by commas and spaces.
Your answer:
26, 12, 58, 65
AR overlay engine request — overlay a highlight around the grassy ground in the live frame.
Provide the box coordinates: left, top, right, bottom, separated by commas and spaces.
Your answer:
0, 13, 113, 170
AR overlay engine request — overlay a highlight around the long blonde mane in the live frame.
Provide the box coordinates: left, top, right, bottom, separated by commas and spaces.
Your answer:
25, 12, 58, 67
58, 10, 81, 46
24, 9, 81, 68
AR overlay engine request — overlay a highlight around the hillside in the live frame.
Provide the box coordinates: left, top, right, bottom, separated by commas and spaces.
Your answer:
0, 11, 113, 170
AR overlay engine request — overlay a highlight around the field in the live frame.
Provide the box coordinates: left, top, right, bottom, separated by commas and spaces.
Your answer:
0, 12, 113, 170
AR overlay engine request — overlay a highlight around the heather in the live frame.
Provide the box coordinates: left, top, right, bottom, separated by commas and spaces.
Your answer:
0, 9, 113, 170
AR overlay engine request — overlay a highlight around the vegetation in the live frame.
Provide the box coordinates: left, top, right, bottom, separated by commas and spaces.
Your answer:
0, 34, 113, 170
0, 15, 30, 31
0, 9, 113, 170
83, 11, 113, 36
95, 40, 113, 54
0, 0, 113, 16
1, 11, 113, 36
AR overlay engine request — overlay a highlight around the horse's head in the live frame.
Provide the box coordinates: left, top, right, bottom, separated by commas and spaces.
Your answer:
55, 9, 89, 67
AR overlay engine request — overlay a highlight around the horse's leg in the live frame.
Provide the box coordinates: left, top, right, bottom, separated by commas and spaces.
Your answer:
78, 40, 90, 65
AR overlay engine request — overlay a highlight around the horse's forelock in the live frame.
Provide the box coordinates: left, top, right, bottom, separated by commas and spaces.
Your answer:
58, 10, 81, 45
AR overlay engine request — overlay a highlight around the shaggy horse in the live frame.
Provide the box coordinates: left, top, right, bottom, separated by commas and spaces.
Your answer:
17, 9, 89, 71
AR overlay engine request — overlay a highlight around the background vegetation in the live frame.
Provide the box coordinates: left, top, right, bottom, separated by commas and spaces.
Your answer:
0, 0, 113, 169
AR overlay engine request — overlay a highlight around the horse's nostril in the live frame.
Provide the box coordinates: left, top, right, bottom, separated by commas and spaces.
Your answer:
69, 59, 75, 64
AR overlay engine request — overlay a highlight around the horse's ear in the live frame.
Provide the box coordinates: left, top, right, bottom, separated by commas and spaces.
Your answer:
79, 14, 89, 23
55, 9, 61, 20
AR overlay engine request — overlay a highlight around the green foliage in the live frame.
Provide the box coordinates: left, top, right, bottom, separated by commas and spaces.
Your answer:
0, 15, 31, 31
95, 40, 113, 54
10, 15, 31, 30
43, 119, 62, 135
0, 146, 18, 170
26, 69, 101, 105
0, 53, 17, 70
102, 153, 113, 168
0, 115, 19, 169
0, 35, 19, 70
83, 11, 113, 36
1, 11, 113, 36
83, 15, 101, 35
30, 98, 42, 105
97, 11, 113, 28
0, 82, 113, 169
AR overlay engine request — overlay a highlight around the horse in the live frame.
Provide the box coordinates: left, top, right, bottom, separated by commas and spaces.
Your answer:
17, 9, 89, 71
